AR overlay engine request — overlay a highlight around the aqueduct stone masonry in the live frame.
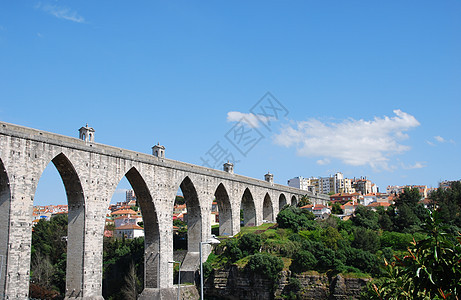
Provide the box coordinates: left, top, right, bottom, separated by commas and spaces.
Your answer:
0, 121, 328, 299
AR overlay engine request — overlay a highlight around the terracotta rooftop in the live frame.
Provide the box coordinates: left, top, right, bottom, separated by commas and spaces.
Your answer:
112, 209, 137, 215
367, 202, 391, 207
300, 204, 313, 209
116, 224, 144, 230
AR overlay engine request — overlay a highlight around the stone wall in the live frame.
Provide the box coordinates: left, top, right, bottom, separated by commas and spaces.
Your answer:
205, 267, 370, 300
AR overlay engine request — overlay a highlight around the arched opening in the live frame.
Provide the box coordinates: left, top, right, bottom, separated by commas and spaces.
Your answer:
177, 176, 201, 252
241, 188, 256, 227
213, 183, 232, 236
172, 176, 201, 284
30, 153, 85, 299
291, 195, 297, 206
0, 158, 11, 294
279, 194, 287, 212
263, 193, 274, 222
104, 167, 159, 298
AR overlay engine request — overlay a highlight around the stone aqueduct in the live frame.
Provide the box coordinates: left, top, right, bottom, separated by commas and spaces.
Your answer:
0, 121, 328, 299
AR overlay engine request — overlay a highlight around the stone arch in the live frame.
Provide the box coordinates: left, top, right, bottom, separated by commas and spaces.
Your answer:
241, 188, 256, 227
36, 153, 86, 297
178, 176, 201, 252
124, 167, 160, 289
214, 183, 232, 236
291, 195, 297, 206
279, 193, 287, 212
263, 193, 274, 222
0, 158, 10, 294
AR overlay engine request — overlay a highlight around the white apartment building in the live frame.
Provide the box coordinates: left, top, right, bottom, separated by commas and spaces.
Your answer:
289, 172, 369, 195
288, 177, 310, 190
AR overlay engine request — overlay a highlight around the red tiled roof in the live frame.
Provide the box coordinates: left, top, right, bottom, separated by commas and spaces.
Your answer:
112, 209, 137, 215
300, 204, 313, 209
116, 224, 144, 230
367, 202, 390, 207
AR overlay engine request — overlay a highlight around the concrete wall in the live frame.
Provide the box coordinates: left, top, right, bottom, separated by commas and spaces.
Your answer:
0, 121, 329, 299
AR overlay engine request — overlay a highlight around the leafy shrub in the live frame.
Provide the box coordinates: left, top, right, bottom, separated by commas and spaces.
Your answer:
315, 247, 342, 271
262, 239, 300, 257
224, 238, 243, 262
277, 206, 315, 232
351, 227, 380, 253
365, 212, 461, 299
338, 247, 379, 275
203, 261, 213, 279
245, 253, 284, 281
298, 229, 321, 242
380, 231, 413, 250
238, 233, 261, 256
351, 206, 379, 230
320, 226, 343, 250
290, 250, 317, 273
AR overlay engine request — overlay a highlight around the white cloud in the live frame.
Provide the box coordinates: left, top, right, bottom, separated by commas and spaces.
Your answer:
316, 158, 331, 165
227, 111, 274, 128
274, 109, 420, 170
428, 135, 456, 145
37, 3, 85, 23
435, 136, 445, 143
403, 162, 426, 169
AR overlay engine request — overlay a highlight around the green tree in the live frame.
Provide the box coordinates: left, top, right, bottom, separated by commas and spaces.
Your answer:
277, 206, 315, 232
380, 231, 419, 251
290, 250, 317, 273
378, 207, 395, 231
224, 238, 243, 262
103, 237, 144, 299
339, 247, 379, 275
121, 261, 141, 300
315, 247, 343, 272
30, 214, 68, 295
331, 202, 343, 214
394, 187, 421, 208
245, 253, 284, 282
351, 206, 379, 230
238, 233, 262, 257
321, 226, 343, 250
365, 212, 461, 299
297, 195, 311, 207
174, 195, 185, 205
430, 181, 461, 230
393, 188, 424, 233
352, 227, 380, 253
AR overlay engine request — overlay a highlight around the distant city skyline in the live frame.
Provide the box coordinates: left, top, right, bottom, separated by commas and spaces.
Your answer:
2, 1, 460, 206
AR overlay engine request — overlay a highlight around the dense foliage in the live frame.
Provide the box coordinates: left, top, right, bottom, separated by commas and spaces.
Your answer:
103, 237, 144, 300
206, 185, 461, 299
30, 215, 145, 300
30, 214, 68, 298
245, 253, 284, 281
276, 206, 315, 232
30, 184, 461, 299
362, 183, 461, 299
363, 212, 461, 299
430, 181, 461, 232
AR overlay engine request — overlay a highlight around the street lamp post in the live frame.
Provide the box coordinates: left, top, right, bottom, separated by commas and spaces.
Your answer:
169, 260, 181, 300
199, 236, 221, 300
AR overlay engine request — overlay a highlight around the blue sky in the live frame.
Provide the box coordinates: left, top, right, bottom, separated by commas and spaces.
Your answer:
1, 1, 460, 205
